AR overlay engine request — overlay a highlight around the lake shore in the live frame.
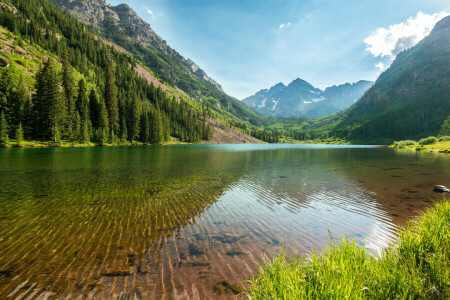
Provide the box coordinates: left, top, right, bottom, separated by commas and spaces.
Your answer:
245, 199, 450, 299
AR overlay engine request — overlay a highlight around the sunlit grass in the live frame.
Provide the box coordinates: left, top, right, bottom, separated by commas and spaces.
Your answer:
245, 200, 450, 299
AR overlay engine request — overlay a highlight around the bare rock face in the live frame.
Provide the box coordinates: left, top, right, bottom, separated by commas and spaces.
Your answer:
52, 0, 223, 91
434, 185, 450, 193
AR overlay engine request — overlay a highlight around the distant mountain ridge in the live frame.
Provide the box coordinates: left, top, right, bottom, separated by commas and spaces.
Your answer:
242, 79, 373, 118
52, 0, 223, 91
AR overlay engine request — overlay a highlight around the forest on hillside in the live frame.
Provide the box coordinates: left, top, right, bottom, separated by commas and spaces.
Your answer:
0, 0, 213, 147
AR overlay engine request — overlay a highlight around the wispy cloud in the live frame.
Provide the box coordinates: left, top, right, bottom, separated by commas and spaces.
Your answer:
146, 7, 154, 15
279, 22, 291, 29
364, 11, 449, 59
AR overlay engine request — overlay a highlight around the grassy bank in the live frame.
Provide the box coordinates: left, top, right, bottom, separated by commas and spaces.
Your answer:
245, 200, 449, 299
0, 138, 191, 149
391, 136, 450, 153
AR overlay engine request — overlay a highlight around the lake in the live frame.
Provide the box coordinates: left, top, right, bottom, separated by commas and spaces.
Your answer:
0, 144, 449, 299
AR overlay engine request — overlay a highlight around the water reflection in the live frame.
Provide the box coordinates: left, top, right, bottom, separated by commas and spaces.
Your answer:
0, 145, 448, 299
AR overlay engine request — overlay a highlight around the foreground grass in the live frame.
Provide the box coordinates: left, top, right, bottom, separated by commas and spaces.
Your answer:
246, 200, 450, 299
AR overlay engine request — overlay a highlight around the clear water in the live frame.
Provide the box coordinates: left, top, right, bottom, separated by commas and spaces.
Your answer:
0, 144, 449, 299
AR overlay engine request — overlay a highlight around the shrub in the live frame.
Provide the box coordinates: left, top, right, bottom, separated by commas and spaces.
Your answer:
394, 140, 417, 147
418, 136, 438, 145
439, 136, 450, 142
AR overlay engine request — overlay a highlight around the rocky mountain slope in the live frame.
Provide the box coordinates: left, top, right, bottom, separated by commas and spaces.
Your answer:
52, 0, 223, 91
333, 15, 450, 140
242, 78, 373, 118
51, 0, 265, 126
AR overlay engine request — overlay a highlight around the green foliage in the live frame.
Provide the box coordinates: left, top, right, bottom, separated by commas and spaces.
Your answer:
418, 136, 438, 145
33, 59, 65, 141
439, 136, 450, 142
393, 140, 417, 147
246, 200, 450, 299
0, 112, 9, 147
441, 115, 450, 136
0, 0, 215, 146
15, 123, 23, 147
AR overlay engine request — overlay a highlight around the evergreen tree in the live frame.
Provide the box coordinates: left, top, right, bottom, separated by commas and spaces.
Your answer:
73, 112, 81, 142
9, 77, 28, 129
0, 112, 9, 148
0, 68, 13, 116
62, 54, 75, 136
105, 62, 119, 132
120, 118, 128, 142
81, 120, 89, 144
127, 95, 141, 141
76, 79, 88, 122
15, 123, 24, 147
149, 109, 163, 144
139, 112, 149, 143
89, 89, 99, 128
440, 116, 450, 136
162, 113, 170, 142
33, 59, 65, 141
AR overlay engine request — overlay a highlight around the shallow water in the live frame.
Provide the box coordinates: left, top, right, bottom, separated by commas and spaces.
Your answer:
0, 144, 449, 299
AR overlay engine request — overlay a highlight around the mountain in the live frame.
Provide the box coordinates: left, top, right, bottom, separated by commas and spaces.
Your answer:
51, 0, 265, 126
0, 0, 263, 145
242, 79, 373, 118
52, 0, 223, 91
332, 15, 450, 141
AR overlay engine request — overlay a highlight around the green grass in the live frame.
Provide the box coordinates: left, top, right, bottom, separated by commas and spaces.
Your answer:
245, 200, 450, 299
391, 139, 450, 153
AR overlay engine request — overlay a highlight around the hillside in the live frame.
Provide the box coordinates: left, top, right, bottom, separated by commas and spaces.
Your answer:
332, 15, 450, 141
51, 0, 267, 126
0, 0, 262, 147
242, 78, 373, 118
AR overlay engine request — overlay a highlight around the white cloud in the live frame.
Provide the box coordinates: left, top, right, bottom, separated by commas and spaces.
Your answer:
375, 62, 385, 72
146, 7, 154, 15
364, 11, 449, 59
279, 22, 291, 29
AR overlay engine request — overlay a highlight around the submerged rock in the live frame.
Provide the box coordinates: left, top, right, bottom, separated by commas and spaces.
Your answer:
434, 185, 450, 193
213, 233, 247, 244
188, 243, 205, 255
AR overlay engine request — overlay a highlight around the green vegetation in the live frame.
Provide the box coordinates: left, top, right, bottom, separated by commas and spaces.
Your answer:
393, 140, 416, 147
392, 135, 450, 153
245, 200, 450, 299
0, 0, 217, 147
419, 136, 438, 145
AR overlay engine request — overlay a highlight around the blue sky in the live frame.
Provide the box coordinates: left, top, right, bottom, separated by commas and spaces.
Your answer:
107, 0, 450, 99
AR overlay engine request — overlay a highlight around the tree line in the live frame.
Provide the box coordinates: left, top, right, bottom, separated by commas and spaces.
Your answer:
0, 0, 212, 147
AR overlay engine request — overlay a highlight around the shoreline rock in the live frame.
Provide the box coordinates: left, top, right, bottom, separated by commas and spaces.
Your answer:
434, 185, 450, 193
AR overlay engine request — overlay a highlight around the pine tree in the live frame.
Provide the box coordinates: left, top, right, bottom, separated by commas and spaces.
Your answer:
0, 112, 9, 148
33, 59, 65, 141
149, 109, 163, 144
9, 77, 28, 129
15, 123, 24, 147
441, 116, 450, 136
140, 112, 149, 143
81, 120, 89, 144
127, 96, 141, 141
76, 79, 88, 122
62, 54, 75, 135
120, 118, 128, 142
73, 112, 81, 142
89, 89, 99, 128
104, 61, 119, 132
163, 113, 170, 142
